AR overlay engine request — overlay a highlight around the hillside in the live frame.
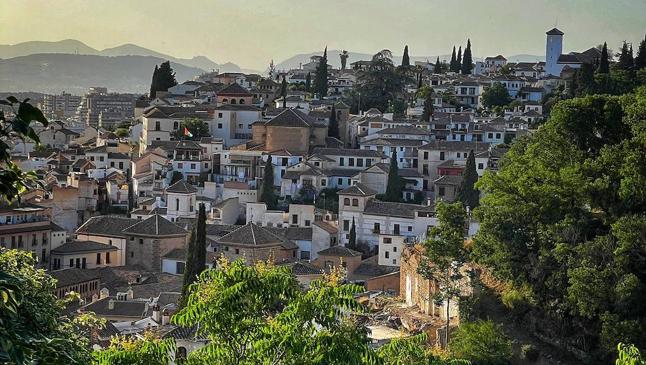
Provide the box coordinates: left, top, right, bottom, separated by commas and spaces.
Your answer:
0, 53, 205, 94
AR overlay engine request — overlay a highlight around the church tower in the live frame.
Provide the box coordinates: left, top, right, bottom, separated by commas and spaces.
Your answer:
545, 28, 564, 76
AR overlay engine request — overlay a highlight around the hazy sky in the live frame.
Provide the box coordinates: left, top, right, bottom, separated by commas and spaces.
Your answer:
1, 0, 645, 70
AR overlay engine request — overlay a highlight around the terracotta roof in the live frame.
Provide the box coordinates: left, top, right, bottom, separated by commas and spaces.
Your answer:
76, 216, 139, 238
338, 183, 377, 196
279, 260, 323, 275
217, 82, 252, 96
216, 223, 298, 249
264, 108, 323, 128
166, 180, 198, 194
50, 268, 100, 288
364, 199, 434, 219
318, 246, 362, 257
122, 215, 188, 236
51, 241, 118, 254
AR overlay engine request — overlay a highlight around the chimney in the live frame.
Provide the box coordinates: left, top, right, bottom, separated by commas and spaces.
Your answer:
161, 309, 170, 326
126, 288, 134, 300
152, 304, 161, 322
108, 299, 115, 310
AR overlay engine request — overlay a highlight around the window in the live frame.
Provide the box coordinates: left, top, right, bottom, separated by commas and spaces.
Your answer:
383, 237, 392, 244
31, 234, 37, 246
352, 198, 359, 207
393, 246, 397, 252
385, 251, 390, 259
423, 151, 429, 159
99, 156, 104, 162
439, 186, 445, 196
81, 258, 86, 269
218, 123, 223, 129
305, 220, 311, 227
235, 248, 240, 254
366, 159, 372, 167
178, 163, 183, 168
69, 259, 74, 268
338, 178, 343, 185
96, 253, 101, 264
173, 122, 179, 130
478, 163, 484, 169
191, 163, 196, 169
321, 179, 326, 186
439, 152, 445, 160
176, 261, 185, 274
373, 223, 380, 233
339, 157, 344, 166
343, 220, 350, 231
106, 252, 111, 264
408, 225, 412, 232
394, 224, 400, 235
348, 158, 354, 166
488, 133, 494, 139
292, 215, 298, 224
344, 198, 350, 206
496, 133, 501, 139
155, 121, 160, 131
139, 238, 144, 244
218, 112, 223, 118
176, 199, 180, 210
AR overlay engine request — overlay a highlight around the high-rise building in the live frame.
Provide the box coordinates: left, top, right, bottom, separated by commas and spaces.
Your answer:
41, 92, 82, 120
75, 88, 137, 128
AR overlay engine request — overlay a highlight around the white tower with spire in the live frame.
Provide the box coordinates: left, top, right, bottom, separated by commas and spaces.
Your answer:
545, 28, 564, 76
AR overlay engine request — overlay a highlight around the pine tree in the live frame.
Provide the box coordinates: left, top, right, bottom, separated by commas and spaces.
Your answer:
305, 72, 311, 92
457, 150, 479, 209
598, 42, 610, 74
618, 42, 634, 70
635, 36, 646, 70
461, 39, 473, 75
328, 104, 339, 138
149, 65, 159, 98
348, 217, 357, 249
456, 46, 462, 73
421, 93, 434, 122
313, 47, 328, 97
384, 150, 403, 202
402, 45, 410, 67
450, 47, 457, 73
281, 77, 287, 108
259, 155, 277, 209
435, 57, 442, 74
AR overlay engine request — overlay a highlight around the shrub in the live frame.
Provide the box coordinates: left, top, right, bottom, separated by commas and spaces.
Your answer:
449, 320, 513, 365
521, 344, 539, 362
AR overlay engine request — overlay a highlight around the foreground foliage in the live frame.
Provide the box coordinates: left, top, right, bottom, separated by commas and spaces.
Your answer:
449, 320, 512, 365
473, 87, 646, 361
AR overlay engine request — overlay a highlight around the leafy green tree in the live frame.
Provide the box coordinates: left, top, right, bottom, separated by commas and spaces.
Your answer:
461, 39, 473, 75
0, 97, 48, 201
616, 343, 646, 365
328, 104, 339, 138
473, 89, 646, 360
401, 45, 410, 67
94, 335, 176, 365
305, 72, 312, 93
348, 217, 357, 250
421, 93, 434, 122
313, 47, 329, 97
449, 320, 513, 365
572, 62, 597, 96
418, 202, 468, 347
599, 42, 610, 74
384, 150, 403, 202
172, 260, 369, 364
353, 49, 411, 113
259, 155, 278, 209
482, 82, 511, 109
114, 128, 129, 138
376, 333, 469, 365
0, 250, 99, 364
174, 118, 209, 140
457, 150, 479, 209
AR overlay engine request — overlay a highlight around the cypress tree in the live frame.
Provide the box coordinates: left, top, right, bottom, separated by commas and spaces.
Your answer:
421, 93, 434, 122
157, 61, 178, 92
348, 217, 357, 249
313, 46, 328, 97
305, 72, 311, 92
456, 46, 462, 72
149, 65, 159, 98
450, 47, 457, 73
618, 42, 634, 70
598, 42, 610, 74
194, 203, 207, 274
635, 36, 646, 70
457, 150, 479, 209
281, 77, 287, 108
328, 104, 339, 138
180, 226, 196, 305
260, 155, 277, 209
461, 39, 473, 75
384, 150, 403, 202
573, 63, 596, 96
127, 180, 134, 217
402, 45, 410, 67
435, 57, 442, 74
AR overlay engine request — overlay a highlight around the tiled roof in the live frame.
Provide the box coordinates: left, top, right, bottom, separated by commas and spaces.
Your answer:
216, 223, 298, 249
162, 248, 186, 260
217, 82, 252, 96
318, 246, 362, 257
364, 199, 434, 219
122, 215, 188, 236
50, 268, 99, 288
350, 255, 399, 279
51, 241, 118, 254
338, 183, 377, 196
434, 175, 463, 186
313, 221, 338, 234
76, 216, 139, 238
267, 227, 313, 241
166, 180, 198, 194
279, 261, 324, 275
81, 297, 150, 318
264, 108, 322, 128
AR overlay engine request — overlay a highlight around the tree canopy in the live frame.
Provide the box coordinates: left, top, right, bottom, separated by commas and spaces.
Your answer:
384, 150, 403, 202
313, 47, 329, 97
259, 156, 278, 209
175, 118, 210, 140
352, 50, 411, 113
482, 82, 511, 108
149, 61, 177, 98
456, 150, 479, 209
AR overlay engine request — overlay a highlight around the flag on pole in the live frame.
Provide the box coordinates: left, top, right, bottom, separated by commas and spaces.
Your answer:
184, 127, 193, 138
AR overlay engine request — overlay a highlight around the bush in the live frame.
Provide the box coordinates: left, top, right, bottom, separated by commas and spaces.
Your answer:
501, 283, 535, 317
449, 320, 512, 365
521, 344, 539, 362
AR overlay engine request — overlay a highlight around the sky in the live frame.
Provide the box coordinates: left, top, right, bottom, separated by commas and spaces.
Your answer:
1, 0, 645, 70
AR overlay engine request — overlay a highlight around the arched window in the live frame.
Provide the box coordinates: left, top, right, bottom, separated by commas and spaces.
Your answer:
352, 198, 358, 206
175, 198, 180, 210
222, 98, 228, 103
239, 99, 245, 104
344, 198, 350, 206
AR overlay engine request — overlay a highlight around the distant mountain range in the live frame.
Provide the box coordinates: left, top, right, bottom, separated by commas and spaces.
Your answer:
274, 49, 544, 71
